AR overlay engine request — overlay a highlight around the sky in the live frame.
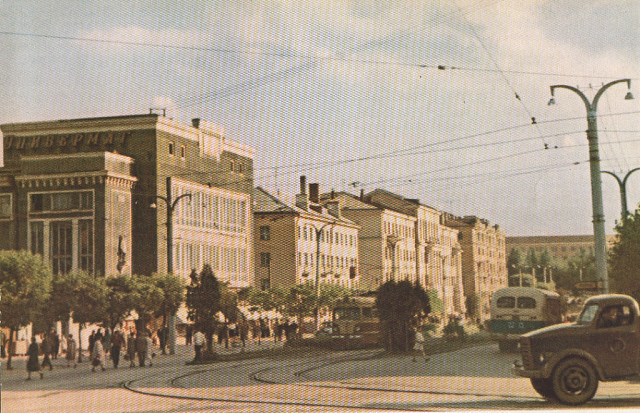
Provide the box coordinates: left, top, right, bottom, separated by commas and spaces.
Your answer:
1, 0, 639, 237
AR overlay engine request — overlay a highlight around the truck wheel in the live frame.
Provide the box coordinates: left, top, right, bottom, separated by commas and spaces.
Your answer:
551, 358, 598, 405
530, 378, 556, 400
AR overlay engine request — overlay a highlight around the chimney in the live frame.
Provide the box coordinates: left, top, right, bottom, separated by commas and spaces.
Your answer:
309, 183, 319, 204
192, 118, 201, 128
326, 200, 341, 219
360, 189, 364, 200
296, 175, 308, 211
300, 176, 307, 194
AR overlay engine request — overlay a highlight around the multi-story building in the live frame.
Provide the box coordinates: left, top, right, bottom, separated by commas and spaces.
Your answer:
506, 235, 617, 264
0, 114, 254, 288
253, 179, 359, 291
444, 214, 508, 322
363, 189, 465, 318
323, 191, 417, 292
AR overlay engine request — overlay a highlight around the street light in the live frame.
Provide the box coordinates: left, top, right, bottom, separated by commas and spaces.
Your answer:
154, 176, 192, 355
601, 168, 640, 220
548, 79, 633, 294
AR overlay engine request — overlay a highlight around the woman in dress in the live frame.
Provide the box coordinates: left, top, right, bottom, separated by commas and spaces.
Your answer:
26, 337, 43, 380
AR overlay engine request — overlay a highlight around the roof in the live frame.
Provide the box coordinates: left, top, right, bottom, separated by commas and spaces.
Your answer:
253, 187, 358, 226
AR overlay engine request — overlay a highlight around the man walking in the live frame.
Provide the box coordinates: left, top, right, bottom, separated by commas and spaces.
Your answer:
193, 328, 205, 362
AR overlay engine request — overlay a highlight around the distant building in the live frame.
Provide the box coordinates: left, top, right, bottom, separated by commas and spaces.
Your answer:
253, 179, 359, 291
0, 114, 254, 288
506, 235, 617, 264
444, 214, 508, 322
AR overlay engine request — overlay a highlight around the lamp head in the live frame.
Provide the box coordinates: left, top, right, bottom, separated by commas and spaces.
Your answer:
547, 97, 556, 106
625, 91, 634, 100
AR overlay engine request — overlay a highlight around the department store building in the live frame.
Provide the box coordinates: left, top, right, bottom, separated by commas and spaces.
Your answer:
0, 114, 254, 288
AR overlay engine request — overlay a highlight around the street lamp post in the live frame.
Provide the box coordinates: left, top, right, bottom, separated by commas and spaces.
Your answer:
548, 79, 634, 294
154, 176, 192, 355
602, 167, 640, 220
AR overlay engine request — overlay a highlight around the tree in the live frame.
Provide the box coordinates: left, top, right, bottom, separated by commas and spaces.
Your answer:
609, 207, 640, 302
507, 248, 522, 276
104, 273, 137, 330
375, 280, 430, 353
132, 274, 164, 331
66, 270, 108, 362
0, 250, 53, 369
186, 264, 221, 350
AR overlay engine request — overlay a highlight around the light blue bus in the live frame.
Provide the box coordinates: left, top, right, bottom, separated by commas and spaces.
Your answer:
488, 287, 564, 352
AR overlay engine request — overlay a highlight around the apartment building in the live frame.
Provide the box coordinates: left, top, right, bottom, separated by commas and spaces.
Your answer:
253, 181, 359, 291
444, 214, 508, 322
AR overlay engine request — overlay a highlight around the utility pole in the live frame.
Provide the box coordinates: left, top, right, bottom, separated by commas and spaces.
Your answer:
602, 168, 640, 220
548, 79, 634, 294
154, 176, 192, 355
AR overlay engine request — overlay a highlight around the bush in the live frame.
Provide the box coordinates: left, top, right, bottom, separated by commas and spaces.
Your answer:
443, 319, 466, 340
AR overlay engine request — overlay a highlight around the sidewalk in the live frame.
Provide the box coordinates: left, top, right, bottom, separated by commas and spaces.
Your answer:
1, 337, 286, 386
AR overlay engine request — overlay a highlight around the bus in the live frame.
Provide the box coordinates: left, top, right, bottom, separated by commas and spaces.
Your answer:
488, 287, 564, 352
329, 296, 381, 349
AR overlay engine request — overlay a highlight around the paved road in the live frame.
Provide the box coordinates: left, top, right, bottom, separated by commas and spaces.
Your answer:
3, 341, 640, 412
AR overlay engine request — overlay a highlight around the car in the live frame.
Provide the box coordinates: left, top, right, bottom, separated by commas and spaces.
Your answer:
513, 294, 640, 405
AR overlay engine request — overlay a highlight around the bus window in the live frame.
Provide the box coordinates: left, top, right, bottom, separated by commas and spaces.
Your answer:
497, 296, 515, 308
334, 307, 361, 320
517, 297, 536, 309
362, 307, 378, 319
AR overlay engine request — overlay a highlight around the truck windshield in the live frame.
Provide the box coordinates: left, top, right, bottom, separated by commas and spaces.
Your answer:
578, 304, 599, 323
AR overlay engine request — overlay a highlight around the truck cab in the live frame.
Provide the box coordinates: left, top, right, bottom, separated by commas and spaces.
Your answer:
513, 294, 640, 405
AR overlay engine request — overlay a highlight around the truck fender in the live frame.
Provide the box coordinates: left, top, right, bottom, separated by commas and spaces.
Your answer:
543, 348, 605, 380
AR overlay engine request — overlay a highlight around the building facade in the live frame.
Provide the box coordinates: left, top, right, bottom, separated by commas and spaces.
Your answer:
444, 215, 508, 322
0, 114, 254, 287
325, 191, 417, 292
506, 235, 617, 263
363, 189, 465, 318
253, 180, 359, 291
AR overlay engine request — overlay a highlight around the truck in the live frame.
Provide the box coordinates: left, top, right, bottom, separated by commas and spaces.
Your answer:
513, 294, 640, 405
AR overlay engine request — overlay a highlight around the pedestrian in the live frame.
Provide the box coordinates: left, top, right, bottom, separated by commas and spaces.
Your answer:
158, 326, 168, 355
50, 330, 60, 360
102, 328, 111, 360
412, 328, 429, 362
145, 331, 154, 367
65, 334, 77, 368
41, 333, 53, 371
26, 337, 43, 380
91, 335, 106, 372
88, 330, 96, 356
110, 330, 124, 368
127, 331, 137, 367
239, 320, 249, 349
193, 328, 205, 362
185, 325, 193, 346
0, 329, 7, 358
135, 331, 148, 367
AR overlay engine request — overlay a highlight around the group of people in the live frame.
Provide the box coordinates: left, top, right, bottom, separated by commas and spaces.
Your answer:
25, 326, 164, 380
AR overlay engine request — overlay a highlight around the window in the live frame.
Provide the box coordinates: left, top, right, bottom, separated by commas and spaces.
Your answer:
260, 252, 271, 267
79, 219, 94, 272
0, 194, 11, 218
169, 141, 175, 155
50, 221, 73, 274
259, 226, 271, 240
30, 221, 44, 256
180, 145, 186, 158
496, 296, 515, 309
517, 297, 536, 309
